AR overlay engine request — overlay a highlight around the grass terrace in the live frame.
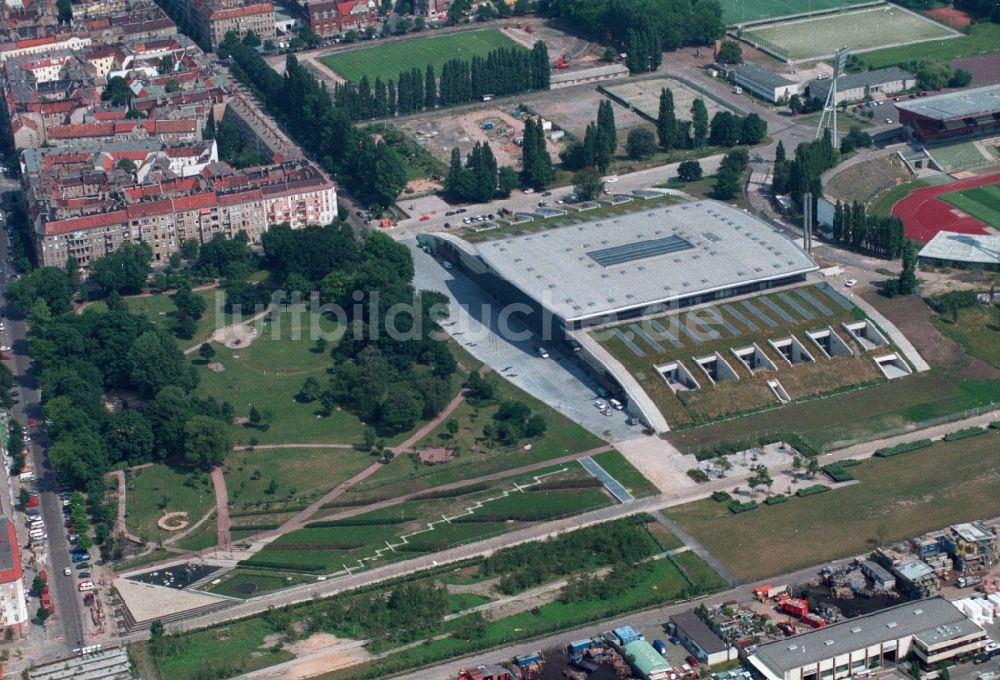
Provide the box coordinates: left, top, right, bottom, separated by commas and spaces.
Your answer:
319, 30, 524, 84
593, 284, 888, 428
668, 430, 1000, 581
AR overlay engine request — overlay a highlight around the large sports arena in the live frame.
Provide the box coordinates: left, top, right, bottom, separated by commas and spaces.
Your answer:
896, 84, 1000, 143
429, 200, 818, 334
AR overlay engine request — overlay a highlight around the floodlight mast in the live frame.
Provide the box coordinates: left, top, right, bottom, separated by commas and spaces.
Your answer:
816, 47, 850, 141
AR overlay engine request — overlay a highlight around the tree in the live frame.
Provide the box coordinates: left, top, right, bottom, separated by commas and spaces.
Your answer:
840, 126, 873, 153
31, 575, 46, 595
691, 98, 709, 147
716, 40, 743, 64
916, 60, 950, 90
128, 330, 197, 397
656, 88, 677, 150
37, 606, 50, 623
602, 46, 617, 62
497, 166, 519, 198
626, 127, 657, 160
740, 113, 767, 145
173, 284, 207, 320
180, 238, 200, 261
56, 0, 71, 22
596, 99, 617, 162
183, 416, 232, 470
116, 158, 137, 174
198, 344, 216, 362
573, 167, 604, 201
806, 455, 820, 479
792, 455, 802, 477
90, 242, 153, 295
709, 111, 741, 147
712, 166, 741, 200
158, 54, 175, 75
949, 68, 972, 88
898, 240, 919, 295
677, 159, 703, 182
521, 118, 554, 190
102, 76, 131, 106
6, 267, 74, 316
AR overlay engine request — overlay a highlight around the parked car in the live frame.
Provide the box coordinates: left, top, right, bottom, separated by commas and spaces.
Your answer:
686, 656, 700, 667
63, 567, 72, 576
845, 278, 858, 287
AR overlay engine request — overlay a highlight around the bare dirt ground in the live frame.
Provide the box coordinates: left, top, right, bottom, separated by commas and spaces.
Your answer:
924, 6, 972, 29
952, 52, 1000, 87
418, 447, 454, 463
246, 633, 373, 680
521, 86, 646, 140
859, 292, 1000, 380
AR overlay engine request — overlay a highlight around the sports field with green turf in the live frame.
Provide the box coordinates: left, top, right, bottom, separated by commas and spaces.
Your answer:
941, 182, 1000, 228
720, 0, 873, 26
319, 30, 524, 84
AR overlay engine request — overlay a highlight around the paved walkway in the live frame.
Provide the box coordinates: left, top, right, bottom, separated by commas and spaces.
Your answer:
210, 467, 230, 547
110, 470, 143, 546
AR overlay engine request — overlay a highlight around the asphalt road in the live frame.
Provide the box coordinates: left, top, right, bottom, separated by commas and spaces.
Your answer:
0, 188, 85, 659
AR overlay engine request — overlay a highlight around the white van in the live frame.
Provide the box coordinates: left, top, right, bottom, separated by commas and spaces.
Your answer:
78, 581, 94, 592
29, 529, 46, 540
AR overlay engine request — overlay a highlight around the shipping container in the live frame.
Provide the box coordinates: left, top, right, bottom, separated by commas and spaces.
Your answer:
801, 613, 827, 629
783, 599, 809, 617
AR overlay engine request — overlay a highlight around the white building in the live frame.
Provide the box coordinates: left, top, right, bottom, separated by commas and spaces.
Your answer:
729, 63, 798, 103
810, 67, 915, 105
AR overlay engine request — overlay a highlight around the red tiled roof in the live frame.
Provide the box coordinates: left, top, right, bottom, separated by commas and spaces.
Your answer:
46, 122, 115, 138
218, 188, 262, 205
0, 520, 22, 584
209, 2, 272, 20
44, 209, 127, 235
172, 192, 215, 211
155, 119, 197, 133
14, 35, 55, 49
126, 199, 173, 219
93, 110, 127, 120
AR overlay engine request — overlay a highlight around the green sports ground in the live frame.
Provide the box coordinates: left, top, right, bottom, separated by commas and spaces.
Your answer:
941, 182, 1000, 229
720, 0, 873, 26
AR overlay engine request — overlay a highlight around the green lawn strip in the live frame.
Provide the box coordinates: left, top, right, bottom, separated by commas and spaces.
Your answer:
446, 593, 492, 614
667, 431, 1000, 581
203, 569, 315, 598
590, 450, 660, 498
319, 30, 524, 83
933, 306, 1000, 369
152, 617, 294, 679
857, 22, 1000, 70
668, 368, 1000, 453
125, 465, 214, 543
868, 178, 928, 217
224, 447, 374, 513
672, 550, 728, 591
940, 184, 1000, 228
322, 558, 714, 680
229, 529, 263, 543
172, 516, 219, 552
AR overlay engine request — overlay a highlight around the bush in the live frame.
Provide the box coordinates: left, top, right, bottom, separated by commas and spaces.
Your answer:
727, 500, 757, 514
943, 427, 986, 442
796, 484, 830, 497
991, 420, 1000, 430
821, 463, 854, 483
687, 468, 709, 483
677, 159, 703, 182
695, 433, 816, 461
874, 439, 932, 457
929, 290, 978, 313
764, 494, 789, 505
711, 491, 732, 503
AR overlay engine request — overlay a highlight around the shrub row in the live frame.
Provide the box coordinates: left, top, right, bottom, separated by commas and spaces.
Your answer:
874, 438, 932, 457
822, 464, 854, 483
764, 494, 789, 505
687, 469, 709, 483
840, 459, 862, 467
411, 483, 490, 501
532, 477, 603, 491
942, 427, 986, 442
727, 500, 758, 514
308, 517, 413, 527
796, 484, 830, 497
236, 559, 325, 572
694, 432, 817, 461
229, 523, 280, 530
711, 491, 732, 503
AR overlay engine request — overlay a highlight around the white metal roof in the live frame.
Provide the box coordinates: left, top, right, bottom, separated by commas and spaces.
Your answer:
918, 231, 1000, 266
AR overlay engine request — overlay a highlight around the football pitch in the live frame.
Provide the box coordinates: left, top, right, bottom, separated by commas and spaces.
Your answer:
319, 29, 525, 83
740, 5, 959, 61
719, 0, 874, 26
941, 182, 1000, 229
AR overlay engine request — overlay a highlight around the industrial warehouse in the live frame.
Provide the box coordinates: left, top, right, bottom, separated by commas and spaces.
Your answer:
428, 200, 818, 331
747, 597, 989, 680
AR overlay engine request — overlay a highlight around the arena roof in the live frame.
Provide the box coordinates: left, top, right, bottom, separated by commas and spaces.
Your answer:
918, 231, 1000, 266
896, 83, 1000, 121
447, 200, 817, 324
750, 598, 981, 675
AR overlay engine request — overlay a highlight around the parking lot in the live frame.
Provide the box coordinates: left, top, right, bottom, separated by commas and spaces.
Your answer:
409, 240, 640, 442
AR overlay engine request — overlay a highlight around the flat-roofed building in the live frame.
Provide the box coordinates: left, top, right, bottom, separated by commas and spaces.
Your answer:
896, 84, 1000, 142
747, 597, 988, 680
670, 610, 738, 666
729, 63, 798, 103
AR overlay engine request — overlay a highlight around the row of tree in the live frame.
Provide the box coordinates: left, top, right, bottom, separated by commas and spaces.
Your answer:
831, 201, 906, 259
222, 34, 407, 209
324, 42, 550, 122
772, 132, 839, 217
444, 142, 519, 203
560, 100, 617, 172
954, 0, 1000, 22
657, 88, 766, 151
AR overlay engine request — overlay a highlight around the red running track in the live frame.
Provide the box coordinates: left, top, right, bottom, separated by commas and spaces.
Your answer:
891, 172, 1000, 243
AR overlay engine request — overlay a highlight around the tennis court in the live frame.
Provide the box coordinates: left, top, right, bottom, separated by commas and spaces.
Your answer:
739, 5, 959, 62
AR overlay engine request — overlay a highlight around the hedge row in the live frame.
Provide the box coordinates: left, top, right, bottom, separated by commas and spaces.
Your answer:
840, 459, 862, 467
822, 464, 854, 483
308, 517, 413, 527
728, 500, 758, 514
796, 484, 830, 497
694, 432, 817, 461
943, 427, 986, 442
229, 523, 279, 530
531, 477, 603, 491
764, 494, 789, 505
687, 469, 710, 483
411, 483, 490, 501
236, 559, 325, 572
874, 439, 932, 457
711, 491, 732, 503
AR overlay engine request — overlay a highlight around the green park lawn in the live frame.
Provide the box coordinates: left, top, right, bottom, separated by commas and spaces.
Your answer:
856, 21, 1000, 70
319, 30, 523, 83
224, 446, 375, 514
151, 617, 294, 679
932, 306, 1000, 369
941, 182, 1000, 229
591, 450, 660, 498
173, 516, 219, 552
125, 464, 215, 544
668, 430, 1000, 581
88, 288, 228, 347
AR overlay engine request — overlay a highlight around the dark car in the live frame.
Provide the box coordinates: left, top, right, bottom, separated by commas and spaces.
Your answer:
76, 562, 90, 570
78, 572, 91, 579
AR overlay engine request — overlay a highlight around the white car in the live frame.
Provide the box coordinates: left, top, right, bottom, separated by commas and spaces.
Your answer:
523, 187, 535, 194
845, 278, 858, 288
0, 346, 9, 351
64, 567, 72, 576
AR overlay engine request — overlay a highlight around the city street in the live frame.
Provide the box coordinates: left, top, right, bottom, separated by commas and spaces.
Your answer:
0, 186, 86, 665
